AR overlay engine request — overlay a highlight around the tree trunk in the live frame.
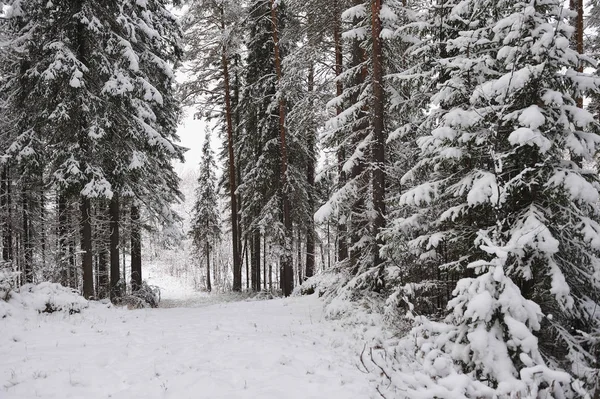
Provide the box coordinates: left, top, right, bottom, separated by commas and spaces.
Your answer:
97, 247, 108, 299
251, 230, 261, 291
1, 165, 13, 263
220, 8, 242, 292
371, 0, 386, 288
80, 196, 94, 299
76, 0, 93, 298
571, 0, 583, 108
297, 229, 302, 285
68, 205, 77, 289
263, 234, 267, 290
305, 228, 315, 279
269, 261, 273, 292
270, 0, 294, 297
39, 187, 46, 272
214, 247, 219, 290
333, 0, 348, 264
206, 246, 212, 292
57, 193, 68, 285
130, 203, 142, 291
349, 0, 370, 274
305, 40, 316, 281
245, 237, 249, 290
96, 199, 109, 300
109, 195, 120, 300
22, 190, 33, 283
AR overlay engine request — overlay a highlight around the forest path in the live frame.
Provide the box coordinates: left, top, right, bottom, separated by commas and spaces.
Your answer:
1, 295, 376, 398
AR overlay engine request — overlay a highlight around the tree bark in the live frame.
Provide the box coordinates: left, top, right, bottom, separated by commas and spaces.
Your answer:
270, 0, 294, 297
349, 0, 370, 274
297, 230, 302, 285
220, 7, 242, 292
569, 0, 584, 168
571, 0, 584, 108
22, 190, 33, 283
39, 187, 46, 271
97, 246, 108, 299
97, 200, 109, 300
251, 230, 261, 291
269, 261, 273, 292
371, 0, 386, 288
76, 0, 93, 298
305, 27, 316, 281
57, 193, 68, 285
80, 196, 94, 299
263, 234, 267, 290
206, 246, 212, 292
68, 202, 77, 289
245, 237, 249, 290
130, 203, 142, 291
109, 195, 120, 300
1, 165, 12, 263
333, 0, 348, 263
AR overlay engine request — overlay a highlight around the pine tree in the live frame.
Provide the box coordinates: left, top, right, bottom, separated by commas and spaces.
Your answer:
189, 131, 221, 292
181, 0, 244, 292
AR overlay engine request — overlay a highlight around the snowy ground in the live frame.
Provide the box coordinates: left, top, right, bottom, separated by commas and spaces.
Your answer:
1, 290, 377, 398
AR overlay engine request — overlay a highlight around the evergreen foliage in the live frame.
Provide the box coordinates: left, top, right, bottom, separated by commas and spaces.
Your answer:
189, 131, 221, 291
0, 0, 183, 299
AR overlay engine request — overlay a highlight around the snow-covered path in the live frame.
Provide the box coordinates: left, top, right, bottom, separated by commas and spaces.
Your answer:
1, 295, 375, 398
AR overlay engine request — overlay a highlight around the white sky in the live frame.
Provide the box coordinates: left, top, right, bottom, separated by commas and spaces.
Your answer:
174, 108, 207, 175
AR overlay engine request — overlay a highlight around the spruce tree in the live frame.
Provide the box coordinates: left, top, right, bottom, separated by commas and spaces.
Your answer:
189, 131, 221, 293
238, 0, 293, 293
2, 0, 183, 298
181, 0, 244, 292
317, 0, 402, 285
395, 0, 600, 394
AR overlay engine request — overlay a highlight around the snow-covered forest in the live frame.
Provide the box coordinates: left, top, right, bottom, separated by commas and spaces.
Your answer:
1, 0, 600, 397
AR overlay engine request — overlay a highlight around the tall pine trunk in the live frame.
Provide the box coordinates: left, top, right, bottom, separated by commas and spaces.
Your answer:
569, 0, 584, 167
371, 0, 386, 288
220, 8, 242, 292
97, 200, 108, 300
1, 165, 12, 263
76, 0, 93, 299
349, 0, 370, 274
68, 208, 77, 290
245, 237, 249, 289
270, 0, 293, 297
333, 0, 348, 263
305, 23, 316, 281
251, 230, 261, 291
206, 246, 212, 292
39, 187, 46, 271
131, 203, 142, 291
109, 195, 120, 300
22, 189, 33, 283
80, 197, 94, 298
571, 0, 583, 108
57, 193, 69, 286
263, 234, 267, 290
97, 246, 108, 299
